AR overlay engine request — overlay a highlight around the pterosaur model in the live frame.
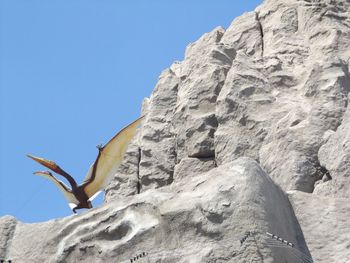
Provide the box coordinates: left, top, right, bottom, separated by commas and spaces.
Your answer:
27, 116, 143, 213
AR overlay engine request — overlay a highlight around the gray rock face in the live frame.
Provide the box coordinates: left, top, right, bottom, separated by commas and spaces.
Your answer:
172, 27, 234, 163
139, 69, 179, 190
316, 98, 350, 198
0, 216, 16, 261
1, 0, 350, 262
174, 157, 216, 181
217, 1, 350, 194
113, 0, 350, 196
1, 158, 312, 263
288, 191, 350, 263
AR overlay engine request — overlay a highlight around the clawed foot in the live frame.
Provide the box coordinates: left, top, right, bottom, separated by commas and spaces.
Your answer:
96, 144, 103, 151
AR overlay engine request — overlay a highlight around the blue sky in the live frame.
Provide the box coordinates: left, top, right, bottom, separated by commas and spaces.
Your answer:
0, 0, 262, 223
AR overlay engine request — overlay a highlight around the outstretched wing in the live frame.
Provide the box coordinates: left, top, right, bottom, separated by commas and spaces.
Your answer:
26, 154, 78, 188
34, 171, 79, 209
82, 116, 143, 198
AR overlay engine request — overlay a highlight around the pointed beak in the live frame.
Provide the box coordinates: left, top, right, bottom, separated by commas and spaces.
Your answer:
27, 154, 58, 171
33, 171, 53, 176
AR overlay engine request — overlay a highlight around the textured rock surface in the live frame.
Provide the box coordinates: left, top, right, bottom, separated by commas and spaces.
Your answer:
0, 216, 17, 261
316, 98, 350, 198
1, 0, 350, 262
1, 158, 312, 263
139, 69, 179, 190
288, 191, 350, 263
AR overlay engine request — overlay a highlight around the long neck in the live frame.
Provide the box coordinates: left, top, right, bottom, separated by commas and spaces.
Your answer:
56, 167, 78, 189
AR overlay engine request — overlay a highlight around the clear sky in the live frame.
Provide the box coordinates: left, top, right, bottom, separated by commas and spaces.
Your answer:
0, 0, 262, 223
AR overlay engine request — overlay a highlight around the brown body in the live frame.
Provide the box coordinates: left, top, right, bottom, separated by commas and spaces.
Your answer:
71, 186, 92, 212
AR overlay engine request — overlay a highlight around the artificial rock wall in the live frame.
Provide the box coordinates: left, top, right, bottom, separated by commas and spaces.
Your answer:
1, 0, 350, 262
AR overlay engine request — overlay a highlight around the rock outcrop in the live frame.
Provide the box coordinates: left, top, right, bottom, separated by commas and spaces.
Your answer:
1, 0, 350, 262
1, 158, 312, 263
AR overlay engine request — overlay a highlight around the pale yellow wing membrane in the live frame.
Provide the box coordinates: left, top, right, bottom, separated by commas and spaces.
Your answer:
34, 171, 79, 207
83, 116, 143, 198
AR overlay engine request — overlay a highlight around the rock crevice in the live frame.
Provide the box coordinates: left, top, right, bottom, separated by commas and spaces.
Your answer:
256, 12, 265, 57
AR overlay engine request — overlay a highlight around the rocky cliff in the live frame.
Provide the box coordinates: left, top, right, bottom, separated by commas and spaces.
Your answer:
1, 0, 350, 262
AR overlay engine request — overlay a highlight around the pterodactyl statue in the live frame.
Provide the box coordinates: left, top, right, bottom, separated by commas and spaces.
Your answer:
27, 116, 143, 213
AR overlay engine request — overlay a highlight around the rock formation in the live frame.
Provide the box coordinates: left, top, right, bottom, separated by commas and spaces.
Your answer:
1, 0, 350, 262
